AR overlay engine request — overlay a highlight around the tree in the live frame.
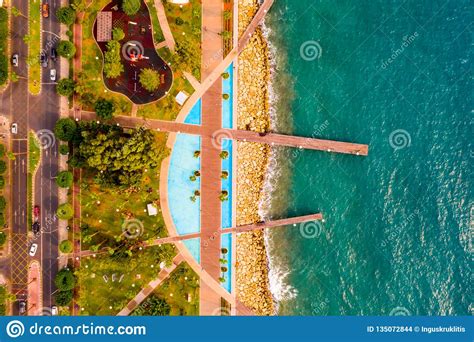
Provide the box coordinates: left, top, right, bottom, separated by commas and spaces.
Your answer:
56, 78, 76, 97
132, 295, 170, 316
139, 68, 160, 92
54, 118, 77, 141
55, 268, 75, 291
55, 290, 73, 306
0, 176, 4, 189
56, 6, 76, 26
57, 40, 76, 59
0, 232, 6, 246
78, 126, 166, 187
94, 99, 115, 120
112, 27, 125, 41
59, 144, 69, 155
11, 7, 27, 19
122, 0, 141, 16
56, 171, 73, 188
223, 10, 232, 21
0, 161, 5, 174
59, 240, 73, 253
57, 203, 73, 220
0, 144, 5, 158
0, 196, 6, 210
103, 40, 123, 79
0, 8, 7, 22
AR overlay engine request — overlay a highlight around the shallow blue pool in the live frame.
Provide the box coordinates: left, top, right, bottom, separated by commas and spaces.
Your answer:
167, 133, 201, 262
222, 64, 233, 128
184, 99, 202, 125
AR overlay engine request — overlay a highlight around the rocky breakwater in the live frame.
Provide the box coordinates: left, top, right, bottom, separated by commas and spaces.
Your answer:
235, 0, 275, 316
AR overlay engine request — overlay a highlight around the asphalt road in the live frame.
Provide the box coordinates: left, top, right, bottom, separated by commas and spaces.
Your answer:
0, 0, 61, 314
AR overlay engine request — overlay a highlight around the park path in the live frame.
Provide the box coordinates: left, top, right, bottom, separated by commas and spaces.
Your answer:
117, 254, 185, 316
153, 0, 176, 52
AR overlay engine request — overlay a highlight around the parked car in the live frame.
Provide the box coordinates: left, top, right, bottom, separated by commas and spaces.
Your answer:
50, 69, 56, 81
40, 52, 48, 68
32, 221, 41, 235
29, 243, 38, 257
51, 306, 58, 315
12, 53, 19, 67
51, 47, 57, 61
33, 205, 40, 218
42, 3, 49, 18
11, 123, 18, 134
19, 301, 26, 314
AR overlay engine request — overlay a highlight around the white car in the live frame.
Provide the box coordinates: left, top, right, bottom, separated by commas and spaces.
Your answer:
51, 306, 58, 315
29, 243, 38, 257
11, 123, 18, 134
50, 69, 56, 81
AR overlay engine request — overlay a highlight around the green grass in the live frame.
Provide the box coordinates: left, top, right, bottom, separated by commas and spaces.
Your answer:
163, 0, 202, 80
28, 0, 41, 95
27, 133, 40, 227
145, 0, 165, 43
153, 263, 200, 315
0, 8, 9, 86
76, 244, 176, 315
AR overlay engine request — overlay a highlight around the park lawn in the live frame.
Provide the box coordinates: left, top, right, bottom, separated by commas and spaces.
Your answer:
163, 0, 202, 80
152, 262, 200, 315
28, 0, 41, 95
76, 244, 176, 315
80, 0, 132, 115
80, 132, 169, 249
145, 0, 165, 44
27, 133, 40, 228
0, 8, 8, 87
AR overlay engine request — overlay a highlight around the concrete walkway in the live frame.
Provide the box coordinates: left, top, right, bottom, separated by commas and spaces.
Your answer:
153, 0, 176, 52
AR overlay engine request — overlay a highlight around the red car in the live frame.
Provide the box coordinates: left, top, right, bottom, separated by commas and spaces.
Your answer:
33, 205, 40, 219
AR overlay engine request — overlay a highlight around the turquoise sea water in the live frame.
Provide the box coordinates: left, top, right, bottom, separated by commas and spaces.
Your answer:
264, 0, 472, 315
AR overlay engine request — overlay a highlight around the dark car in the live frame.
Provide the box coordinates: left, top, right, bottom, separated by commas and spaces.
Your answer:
40, 52, 48, 68
32, 221, 41, 235
19, 300, 26, 314
51, 48, 57, 61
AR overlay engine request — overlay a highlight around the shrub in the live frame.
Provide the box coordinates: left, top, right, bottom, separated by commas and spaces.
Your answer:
221, 72, 230, 79
112, 27, 125, 41
0, 176, 4, 188
0, 214, 4, 227
139, 68, 160, 92
56, 171, 73, 188
56, 78, 75, 97
0, 196, 6, 210
0, 8, 7, 22
57, 40, 76, 59
0, 232, 6, 246
59, 240, 73, 253
59, 144, 69, 155
56, 6, 76, 26
219, 151, 229, 159
54, 268, 75, 291
0, 144, 5, 158
55, 290, 73, 306
122, 0, 141, 16
222, 93, 230, 100
56, 203, 73, 220
94, 99, 115, 120
103, 40, 123, 78
0, 55, 8, 85
0, 160, 6, 174
54, 118, 77, 141
175, 17, 184, 25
